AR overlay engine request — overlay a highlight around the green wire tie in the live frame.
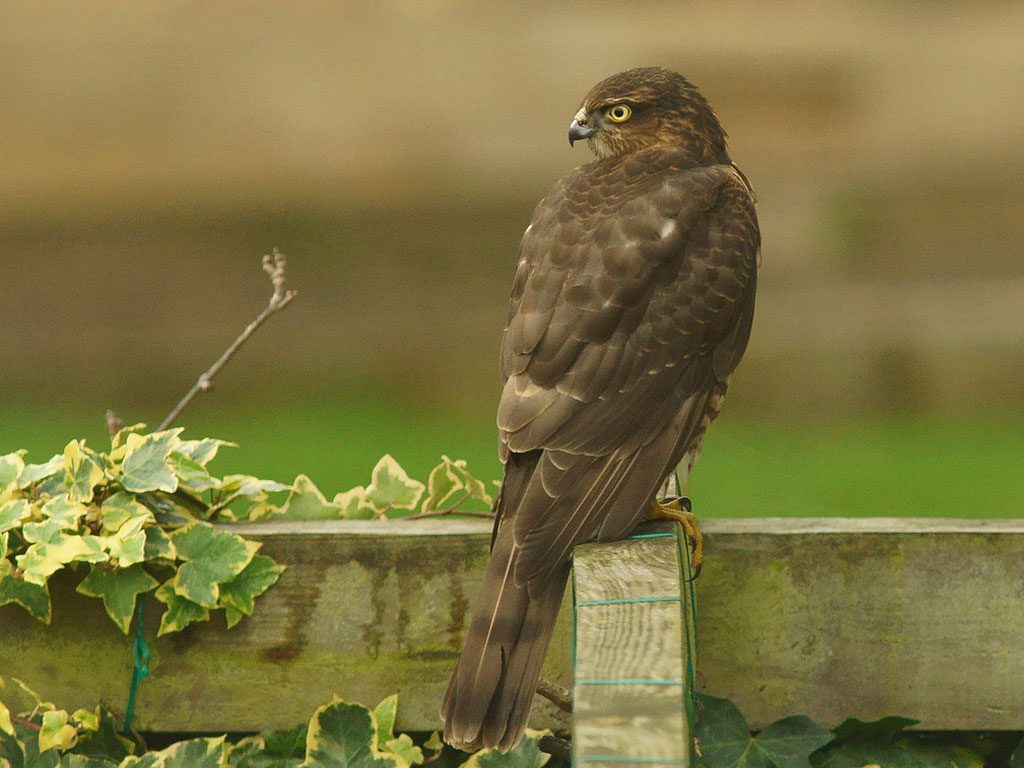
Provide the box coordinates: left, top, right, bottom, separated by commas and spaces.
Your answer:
123, 594, 151, 734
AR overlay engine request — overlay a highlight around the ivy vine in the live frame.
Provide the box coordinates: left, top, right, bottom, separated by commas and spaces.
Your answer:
0, 426, 494, 636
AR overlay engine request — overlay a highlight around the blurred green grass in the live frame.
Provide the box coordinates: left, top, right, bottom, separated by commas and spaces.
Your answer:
2, 397, 1020, 519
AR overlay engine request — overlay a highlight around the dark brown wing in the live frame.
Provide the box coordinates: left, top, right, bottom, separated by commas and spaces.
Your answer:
498, 149, 759, 589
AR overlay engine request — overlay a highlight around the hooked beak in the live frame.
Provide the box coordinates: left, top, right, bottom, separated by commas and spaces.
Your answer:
568, 111, 597, 146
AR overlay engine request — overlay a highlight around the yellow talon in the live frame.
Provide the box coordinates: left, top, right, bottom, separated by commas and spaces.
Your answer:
647, 497, 703, 576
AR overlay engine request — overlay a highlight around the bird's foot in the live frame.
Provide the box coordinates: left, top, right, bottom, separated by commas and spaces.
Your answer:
647, 496, 702, 577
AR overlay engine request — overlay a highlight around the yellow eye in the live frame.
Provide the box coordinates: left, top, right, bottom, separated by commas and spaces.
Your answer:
606, 104, 632, 123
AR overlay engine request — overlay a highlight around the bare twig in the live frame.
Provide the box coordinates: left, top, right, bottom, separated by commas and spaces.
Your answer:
106, 409, 123, 438
535, 677, 573, 713
158, 250, 297, 430
537, 734, 572, 762
12, 715, 41, 731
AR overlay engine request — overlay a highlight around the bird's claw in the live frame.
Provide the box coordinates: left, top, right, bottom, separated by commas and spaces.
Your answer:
647, 495, 702, 578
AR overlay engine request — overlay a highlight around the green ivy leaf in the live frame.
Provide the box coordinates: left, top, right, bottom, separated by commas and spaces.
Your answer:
119, 430, 183, 494
697, 696, 834, 768
63, 441, 106, 504
1009, 737, 1024, 768
218, 555, 285, 627
0, 499, 33, 533
61, 755, 120, 768
17, 455, 65, 489
76, 564, 159, 634
120, 736, 227, 768
302, 699, 397, 768
153, 579, 210, 636
0, 558, 52, 622
12, 717, 59, 768
754, 716, 834, 768
0, 729, 24, 768
830, 716, 919, 742
460, 730, 551, 768
280, 476, 342, 521
170, 523, 256, 607
38, 710, 77, 753
695, 694, 761, 768
363, 456, 425, 515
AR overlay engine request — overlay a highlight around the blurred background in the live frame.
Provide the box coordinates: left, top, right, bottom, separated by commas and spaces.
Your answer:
2, 2, 1022, 517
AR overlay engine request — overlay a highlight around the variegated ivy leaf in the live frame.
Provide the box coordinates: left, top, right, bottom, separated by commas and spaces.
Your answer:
304, 698, 398, 768
64, 440, 106, 503
280, 475, 343, 520
100, 491, 154, 533
41, 495, 88, 530
0, 557, 51, 622
217, 554, 285, 627
77, 563, 159, 634
169, 452, 219, 493
17, 454, 65, 489
119, 429, 183, 494
111, 422, 149, 450
334, 487, 376, 520
144, 526, 176, 561
0, 696, 12, 736
0, 452, 26, 490
373, 696, 424, 768
452, 458, 494, 507
71, 708, 99, 731
220, 475, 291, 497
176, 438, 235, 466
0, 532, 7, 558
169, 523, 256, 607
422, 458, 463, 512
17, 533, 108, 584
104, 516, 148, 566
459, 729, 552, 768
0, 499, 33, 533
154, 579, 210, 636
119, 735, 228, 767
22, 518, 66, 544
363, 456, 425, 515
39, 709, 78, 752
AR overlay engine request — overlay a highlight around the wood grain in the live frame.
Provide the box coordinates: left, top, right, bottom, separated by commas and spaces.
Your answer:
572, 523, 696, 766
5, 518, 1024, 733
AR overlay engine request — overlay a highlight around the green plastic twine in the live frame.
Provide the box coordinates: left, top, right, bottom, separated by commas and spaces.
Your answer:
123, 594, 151, 733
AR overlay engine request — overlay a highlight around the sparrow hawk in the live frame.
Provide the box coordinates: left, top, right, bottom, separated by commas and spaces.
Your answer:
443, 66, 760, 751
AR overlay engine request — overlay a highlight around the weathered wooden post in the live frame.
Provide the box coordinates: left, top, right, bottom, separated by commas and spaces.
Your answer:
572, 521, 697, 766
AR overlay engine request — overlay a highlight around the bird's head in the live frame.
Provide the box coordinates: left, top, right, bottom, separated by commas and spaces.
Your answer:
569, 67, 730, 163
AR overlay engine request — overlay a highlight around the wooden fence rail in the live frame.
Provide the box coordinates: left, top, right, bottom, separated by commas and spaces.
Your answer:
3, 518, 1023, 733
